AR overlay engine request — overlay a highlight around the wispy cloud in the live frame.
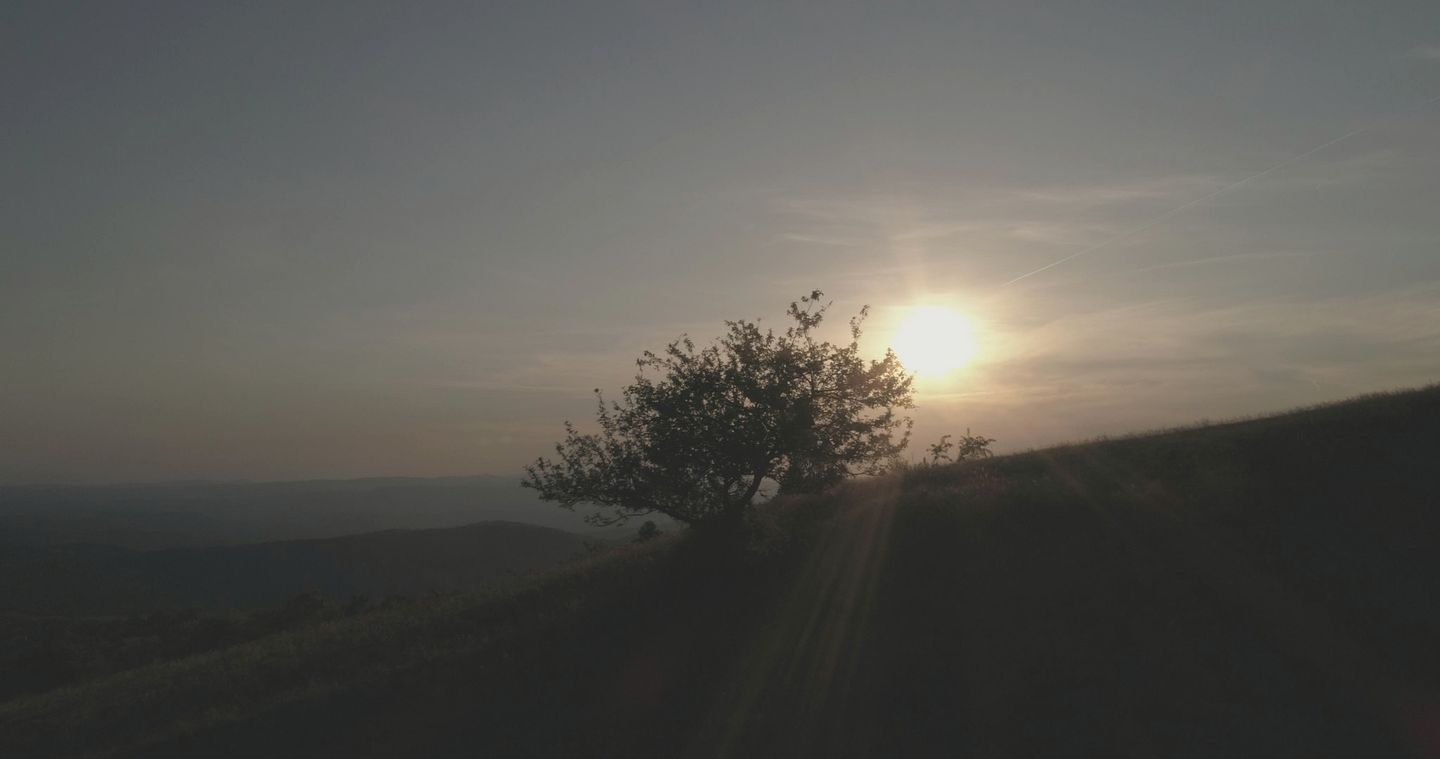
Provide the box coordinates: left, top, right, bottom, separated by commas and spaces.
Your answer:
768, 169, 1354, 266
411, 379, 599, 398
1115, 249, 1326, 276
975, 282, 1440, 403
776, 232, 870, 248
1406, 45, 1440, 60
1005, 221, 1120, 247
1012, 175, 1224, 208
1257, 148, 1403, 190
767, 186, 1151, 256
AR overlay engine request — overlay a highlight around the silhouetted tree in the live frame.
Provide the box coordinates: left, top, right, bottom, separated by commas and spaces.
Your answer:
634, 520, 661, 542
926, 429, 995, 465
524, 291, 914, 529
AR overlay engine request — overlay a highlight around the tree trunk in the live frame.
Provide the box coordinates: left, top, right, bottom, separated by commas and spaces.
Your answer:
708, 470, 766, 537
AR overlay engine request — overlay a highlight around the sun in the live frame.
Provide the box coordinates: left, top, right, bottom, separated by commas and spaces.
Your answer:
890, 306, 978, 378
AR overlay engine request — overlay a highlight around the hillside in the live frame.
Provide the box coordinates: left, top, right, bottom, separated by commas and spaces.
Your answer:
3, 386, 1439, 757
0, 521, 591, 615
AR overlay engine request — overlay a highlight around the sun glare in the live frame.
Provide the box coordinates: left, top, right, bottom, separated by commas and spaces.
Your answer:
891, 306, 978, 378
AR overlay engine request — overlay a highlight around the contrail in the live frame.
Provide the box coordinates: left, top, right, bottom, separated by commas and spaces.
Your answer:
1001, 93, 1440, 288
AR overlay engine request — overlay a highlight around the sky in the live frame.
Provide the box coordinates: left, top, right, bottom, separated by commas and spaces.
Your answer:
3, 1, 1439, 485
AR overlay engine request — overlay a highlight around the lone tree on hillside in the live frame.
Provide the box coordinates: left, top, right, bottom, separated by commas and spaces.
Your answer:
523, 291, 915, 529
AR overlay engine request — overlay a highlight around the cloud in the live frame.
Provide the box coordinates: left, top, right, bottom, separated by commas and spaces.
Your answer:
768, 174, 1258, 261
1113, 250, 1326, 276
1406, 45, 1440, 60
1255, 148, 1404, 191
1004, 221, 1120, 247
776, 233, 861, 247
766, 184, 1163, 261
412, 379, 598, 398
1011, 175, 1224, 208
973, 282, 1440, 406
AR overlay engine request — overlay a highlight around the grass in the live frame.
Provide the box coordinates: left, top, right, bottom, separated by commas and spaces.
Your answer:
0, 538, 682, 756
3, 385, 1439, 757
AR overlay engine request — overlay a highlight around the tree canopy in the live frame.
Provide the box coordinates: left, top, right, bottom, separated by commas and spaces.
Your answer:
523, 291, 914, 528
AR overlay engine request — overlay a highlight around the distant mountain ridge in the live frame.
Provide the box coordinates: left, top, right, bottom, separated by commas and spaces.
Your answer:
0, 520, 590, 615
0, 475, 608, 550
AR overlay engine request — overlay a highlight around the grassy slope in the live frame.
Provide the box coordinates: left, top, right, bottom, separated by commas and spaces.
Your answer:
3, 386, 1439, 757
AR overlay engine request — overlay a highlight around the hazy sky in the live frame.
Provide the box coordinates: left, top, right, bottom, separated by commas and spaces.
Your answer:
4, 1, 1439, 484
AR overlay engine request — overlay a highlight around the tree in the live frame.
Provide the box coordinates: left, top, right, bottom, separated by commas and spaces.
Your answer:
634, 520, 661, 543
523, 291, 914, 529
925, 429, 995, 465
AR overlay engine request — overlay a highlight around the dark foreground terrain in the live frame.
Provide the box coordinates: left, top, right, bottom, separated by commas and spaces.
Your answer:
3, 387, 1439, 757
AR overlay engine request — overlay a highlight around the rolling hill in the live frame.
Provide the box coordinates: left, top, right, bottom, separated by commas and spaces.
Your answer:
0, 521, 591, 615
0, 475, 609, 550
3, 386, 1439, 757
